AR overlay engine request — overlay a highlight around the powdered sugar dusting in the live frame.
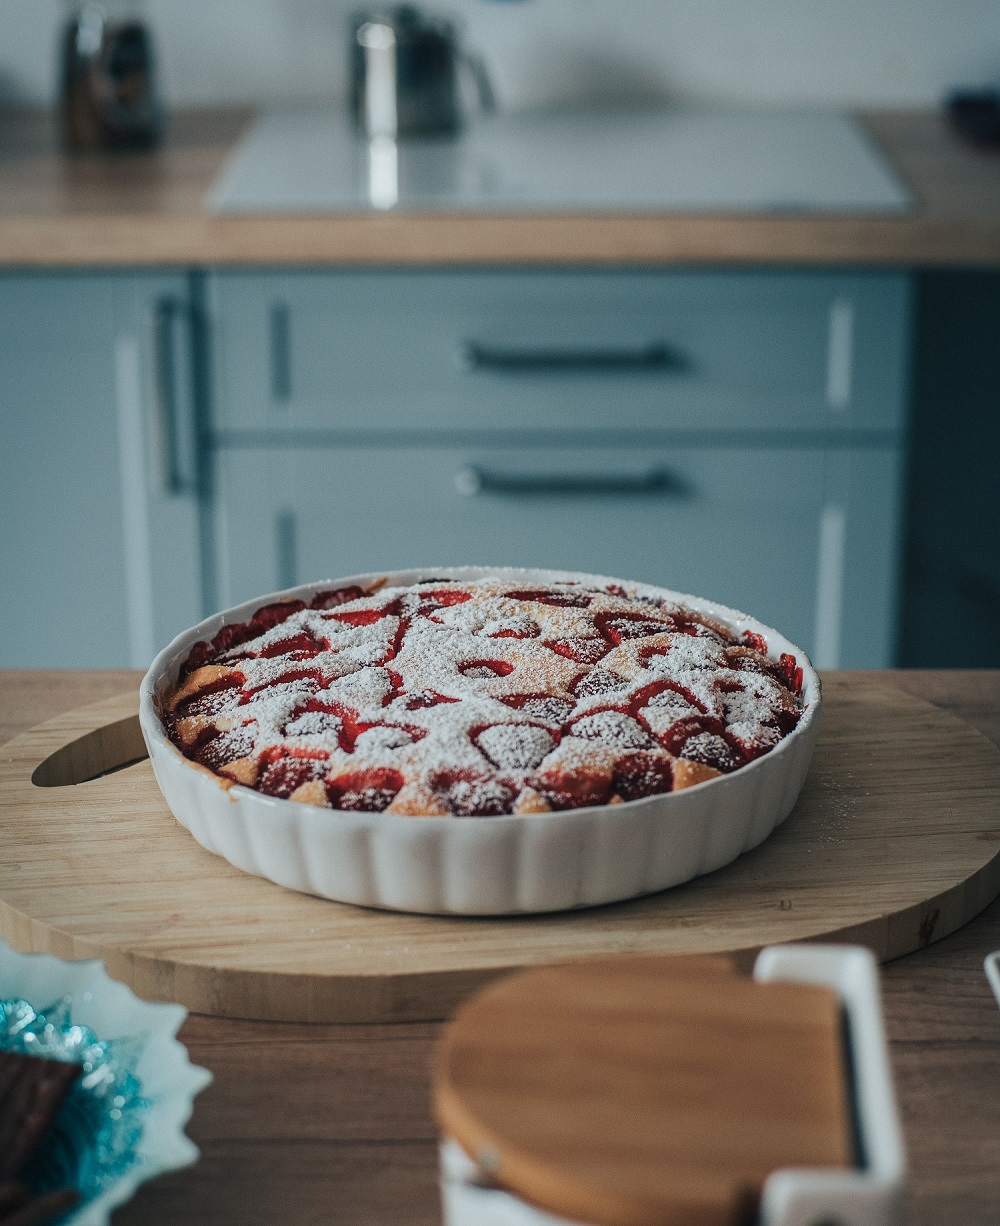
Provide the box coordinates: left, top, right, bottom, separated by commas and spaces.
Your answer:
569, 710, 651, 750
476, 723, 555, 770
163, 577, 804, 815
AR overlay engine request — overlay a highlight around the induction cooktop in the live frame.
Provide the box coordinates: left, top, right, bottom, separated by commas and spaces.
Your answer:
211, 105, 911, 215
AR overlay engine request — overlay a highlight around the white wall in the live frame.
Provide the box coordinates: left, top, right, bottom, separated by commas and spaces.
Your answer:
2, 0, 998, 110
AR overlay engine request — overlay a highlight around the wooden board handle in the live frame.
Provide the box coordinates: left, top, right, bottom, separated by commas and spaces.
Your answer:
31, 715, 148, 787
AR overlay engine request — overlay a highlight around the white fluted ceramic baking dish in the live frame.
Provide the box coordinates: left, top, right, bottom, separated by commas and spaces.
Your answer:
139, 567, 821, 916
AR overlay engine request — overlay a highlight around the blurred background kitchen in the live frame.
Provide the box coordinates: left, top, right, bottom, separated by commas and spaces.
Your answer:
1, 0, 999, 670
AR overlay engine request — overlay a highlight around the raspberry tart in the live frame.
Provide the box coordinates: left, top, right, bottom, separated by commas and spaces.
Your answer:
140, 568, 821, 915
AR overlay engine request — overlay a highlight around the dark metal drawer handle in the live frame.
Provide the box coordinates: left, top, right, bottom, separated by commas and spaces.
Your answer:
153, 296, 197, 495
453, 466, 690, 498
459, 340, 684, 373
270, 302, 292, 403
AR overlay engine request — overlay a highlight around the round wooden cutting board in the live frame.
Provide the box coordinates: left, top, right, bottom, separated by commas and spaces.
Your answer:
2, 676, 999, 1023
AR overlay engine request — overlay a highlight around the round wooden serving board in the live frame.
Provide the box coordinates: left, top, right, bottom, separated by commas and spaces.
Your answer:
2, 677, 1000, 1023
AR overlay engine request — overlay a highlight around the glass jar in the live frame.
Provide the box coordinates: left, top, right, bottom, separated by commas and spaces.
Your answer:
60, 2, 163, 150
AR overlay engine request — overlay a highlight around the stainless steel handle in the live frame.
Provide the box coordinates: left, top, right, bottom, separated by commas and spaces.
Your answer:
454, 466, 690, 498
153, 296, 197, 495
357, 20, 397, 138
459, 340, 683, 373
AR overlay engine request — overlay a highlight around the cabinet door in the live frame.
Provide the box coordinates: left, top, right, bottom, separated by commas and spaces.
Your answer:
112, 275, 204, 659
208, 270, 911, 438
0, 273, 202, 667
213, 443, 902, 667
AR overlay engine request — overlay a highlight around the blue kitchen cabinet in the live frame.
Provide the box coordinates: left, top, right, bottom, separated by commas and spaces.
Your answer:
1, 266, 911, 669
0, 273, 202, 667
208, 270, 910, 438
206, 269, 910, 668
213, 441, 903, 667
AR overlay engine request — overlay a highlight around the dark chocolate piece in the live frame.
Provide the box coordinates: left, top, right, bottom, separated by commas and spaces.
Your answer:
0, 1186, 28, 1218
1, 1188, 78, 1226
0, 1051, 81, 1224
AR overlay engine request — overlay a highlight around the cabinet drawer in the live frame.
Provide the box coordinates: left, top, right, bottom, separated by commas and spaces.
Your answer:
213, 441, 902, 667
208, 270, 911, 438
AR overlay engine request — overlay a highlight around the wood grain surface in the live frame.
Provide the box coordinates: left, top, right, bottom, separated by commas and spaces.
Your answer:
3, 676, 1000, 1023
436, 955, 851, 1226
2, 669, 1000, 1225
0, 110, 997, 267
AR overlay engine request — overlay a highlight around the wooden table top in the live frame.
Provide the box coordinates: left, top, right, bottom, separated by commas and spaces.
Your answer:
0, 109, 998, 268
2, 668, 1000, 1225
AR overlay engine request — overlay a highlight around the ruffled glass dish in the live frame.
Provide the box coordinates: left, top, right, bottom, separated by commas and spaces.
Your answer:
0, 939, 212, 1225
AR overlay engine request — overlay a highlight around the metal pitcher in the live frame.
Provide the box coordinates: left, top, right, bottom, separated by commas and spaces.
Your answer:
350, 5, 494, 138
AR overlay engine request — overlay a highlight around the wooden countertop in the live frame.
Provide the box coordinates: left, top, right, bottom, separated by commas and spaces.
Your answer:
2, 668, 1000, 1225
0, 109, 997, 268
